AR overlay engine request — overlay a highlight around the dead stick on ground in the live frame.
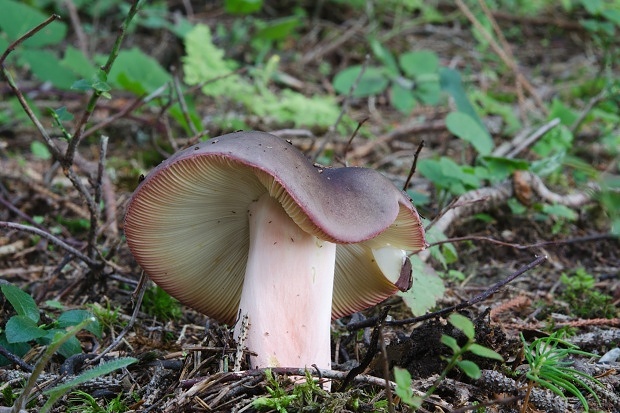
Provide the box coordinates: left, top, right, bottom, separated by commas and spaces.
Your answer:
428, 233, 616, 251
337, 306, 391, 391
0, 221, 99, 269
426, 171, 598, 239
347, 255, 548, 330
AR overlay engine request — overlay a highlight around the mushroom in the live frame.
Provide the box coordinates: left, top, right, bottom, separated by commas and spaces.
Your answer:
124, 131, 426, 371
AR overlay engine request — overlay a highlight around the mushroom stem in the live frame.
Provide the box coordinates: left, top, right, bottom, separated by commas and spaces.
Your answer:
235, 193, 336, 370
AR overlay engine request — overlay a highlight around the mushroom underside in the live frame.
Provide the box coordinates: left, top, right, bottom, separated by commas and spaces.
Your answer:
125, 154, 423, 325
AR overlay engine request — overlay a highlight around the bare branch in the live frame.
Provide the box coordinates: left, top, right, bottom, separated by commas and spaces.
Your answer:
0, 221, 99, 268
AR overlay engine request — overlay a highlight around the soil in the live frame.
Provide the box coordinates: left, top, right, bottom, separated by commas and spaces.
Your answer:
0, 2, 619, 412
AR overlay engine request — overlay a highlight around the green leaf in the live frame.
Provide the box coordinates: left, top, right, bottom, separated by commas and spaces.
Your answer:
224, 0, 263, 15
602, 8, 620, 25
184, 25, 241, 95
393, 366, 412, 389
399, 255, 445, 316
441, 243, 458, 264
255, 16, 300, 41
548, 98, 578, 126
44, 300, 65, 310
533, 125, 573, 157
413, 75, 441, 105
449, 313, 475, 339
446, 111, 493, 155
390, 83, 416, 113
580, 0, 603, 15
469, 90, 522, 134
333, 66, 389, 97
60, 47, 97, 79
1, 284, 40, 323
108, 48, 171, 95
399, 50, 439, 77
71, 73, 112, 98
393, 367, 420, 407
0, 0, 67, 48
58, 310, 102, 338
53, 106, 74, 122
19, 49, 78, 89
43, 357, 137, 396
440, 334, 462, 354
39, 329, 83, 358
440, 68, 485, 128
369, 37, 399, 75
414, 77, 441, 105
457, 360, 481, 379
184, 24, 339, 128
468, 343, 504, 361
480, 156, 529, 182
440, 334, 460, 353
542, 204, 578, 221
418, 157, 481, 195
531, 151, 566, 176
423, 224, 451, 268
0, 334, 31, 366
5, 316, 46, 343
30, 141, 51, 160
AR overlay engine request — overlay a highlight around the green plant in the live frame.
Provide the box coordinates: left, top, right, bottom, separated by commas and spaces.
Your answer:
87, 301, 127, 335
334, 47, 440, 113
39, 357, 137, 413
0, 0, 75, 89
253, 369, 330, 412
519, 331, 603, 412
574, 0, 620, 64
0, 283, 102, 365
68, 390, 130, 413
398, 254, 445, 316
183, 24, 340, 129
395, 314, 503, 409
1, 314, 137, 413
225, 0, 264, 15
1, 387, 17, 407
253, 370, 298, 412
142, 285, 182, 321
559, 268, 616, 319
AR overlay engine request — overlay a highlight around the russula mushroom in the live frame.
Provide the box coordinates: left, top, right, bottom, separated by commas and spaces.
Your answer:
124, 131, 426, 371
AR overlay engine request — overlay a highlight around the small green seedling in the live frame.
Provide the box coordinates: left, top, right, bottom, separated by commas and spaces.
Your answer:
0, 284, 102, 365
559, 268, 616, 319
252, 369, 298, 413
68, 390, 130, 413
520, 332, 603, 412
395, 313, 503, 410
1, 314, 137, 413
253, 369, 331, 412
142, 285, 182, 321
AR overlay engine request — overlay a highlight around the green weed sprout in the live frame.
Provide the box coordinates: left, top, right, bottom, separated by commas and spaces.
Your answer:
0, 283, 102, 364
142, 285, 182, 321
3, 316, 137, 413
395, 313, 503, 409
520, 332, 602, 412
68, 390, 130, 413
252, 369, 298, 413
0, 302, 138, 413
253, 369, 330, 412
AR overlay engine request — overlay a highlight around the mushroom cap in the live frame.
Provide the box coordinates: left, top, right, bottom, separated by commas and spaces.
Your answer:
124, 131, 426, 324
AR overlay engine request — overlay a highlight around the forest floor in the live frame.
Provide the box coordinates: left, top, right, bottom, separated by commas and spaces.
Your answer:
0, 1, 619, 412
